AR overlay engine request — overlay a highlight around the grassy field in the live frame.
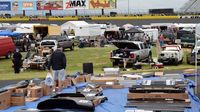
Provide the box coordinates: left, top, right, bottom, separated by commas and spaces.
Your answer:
0, 46, 196, 80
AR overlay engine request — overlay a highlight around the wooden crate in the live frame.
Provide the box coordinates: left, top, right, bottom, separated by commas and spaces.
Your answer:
128, 92, 189, 101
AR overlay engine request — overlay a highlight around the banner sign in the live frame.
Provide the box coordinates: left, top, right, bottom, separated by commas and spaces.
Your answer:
18, 1, 36, 10
89, 0, 116, 9
37, 0, 63, 10
12, 1, 18, 11
0, 2, 11, 11
64, 0, 88, 9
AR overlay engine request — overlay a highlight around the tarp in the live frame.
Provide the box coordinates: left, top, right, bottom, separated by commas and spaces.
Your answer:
0, 30, 20, 37
2, 78, 200, 112
125, 28, 144, 33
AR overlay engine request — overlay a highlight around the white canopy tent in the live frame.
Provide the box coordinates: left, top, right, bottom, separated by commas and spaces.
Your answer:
61, 21, 102, 37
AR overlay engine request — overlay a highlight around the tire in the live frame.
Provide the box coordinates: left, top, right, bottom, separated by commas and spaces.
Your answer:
174, 58, 179, 65
179, 58, 183, 64
135, 56, 139, 63
146, 52, 152, 63
112, 61, 118, 67
70, 45, 74, 51
5, 52, 12, 59
186, 55, 191, 64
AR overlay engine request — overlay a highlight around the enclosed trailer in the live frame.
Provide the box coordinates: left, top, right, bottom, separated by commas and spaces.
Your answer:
33, 25, 61, 39
141, 28, 159, 43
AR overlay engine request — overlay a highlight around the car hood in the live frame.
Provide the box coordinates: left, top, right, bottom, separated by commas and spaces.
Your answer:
112, 41, 140, 50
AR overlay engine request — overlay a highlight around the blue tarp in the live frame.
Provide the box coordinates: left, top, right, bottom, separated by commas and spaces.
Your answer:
0, 30, 20, 37
2, 79, 200, 112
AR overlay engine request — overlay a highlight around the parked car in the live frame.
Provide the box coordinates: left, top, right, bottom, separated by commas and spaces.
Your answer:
158, 45, 183, 65
176, 30, 195, 47
110, 40, 152, 66
187, 40, 200, 64
43, 35, 74, 51
0, 37, 15, 58
161, 31, 176, 45
40, 40, 58, 51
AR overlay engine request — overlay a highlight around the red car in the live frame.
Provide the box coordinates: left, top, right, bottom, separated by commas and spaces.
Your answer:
0, 37, 15, 58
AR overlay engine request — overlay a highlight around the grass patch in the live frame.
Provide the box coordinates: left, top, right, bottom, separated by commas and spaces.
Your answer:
0, 46, 197, 80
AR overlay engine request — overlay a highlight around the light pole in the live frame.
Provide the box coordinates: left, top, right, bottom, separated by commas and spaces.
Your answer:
195, 33, 199, 95
128, 0, 130, 15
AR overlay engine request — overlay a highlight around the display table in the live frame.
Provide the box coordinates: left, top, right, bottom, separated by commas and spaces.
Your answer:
2, 81, 200, 112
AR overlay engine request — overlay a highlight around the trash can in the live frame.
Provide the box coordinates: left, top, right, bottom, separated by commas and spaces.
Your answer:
83, 63, 93, 75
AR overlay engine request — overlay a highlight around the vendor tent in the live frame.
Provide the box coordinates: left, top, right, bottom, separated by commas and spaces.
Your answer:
61, 21, 101, 37
122, 24, 134, 30
0, 30, 20, 37
14, 28, 34, 34
125, 28, 144, 33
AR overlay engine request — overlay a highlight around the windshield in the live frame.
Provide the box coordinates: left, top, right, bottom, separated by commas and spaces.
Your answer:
41, 41, 55, 46
165, 47, 179, 51
177, 31, 194, 39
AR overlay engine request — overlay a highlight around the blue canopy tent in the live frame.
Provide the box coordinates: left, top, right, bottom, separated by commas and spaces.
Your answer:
0, 30, 21, 37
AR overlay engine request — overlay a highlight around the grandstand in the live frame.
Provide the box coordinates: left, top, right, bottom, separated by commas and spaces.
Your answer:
180, 0, 200, 13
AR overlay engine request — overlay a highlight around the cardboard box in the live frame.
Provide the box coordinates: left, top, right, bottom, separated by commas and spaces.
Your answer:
26, 97, 39, 102
154, 72, 164, 77
27, 86, 43, 98
75, 75, 85, 83
0, 91, 11, 110
91, 77, 118, 83
11, 94, 25, 106
63, 77, 72, 88
85, 74, 91, 82
15, 88, 27, 95
8, 87, 17, 93
71, 78, 77, 85
42, 85, 55, 96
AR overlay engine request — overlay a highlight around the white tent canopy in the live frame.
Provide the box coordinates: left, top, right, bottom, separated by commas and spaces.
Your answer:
123, 23, 134, 30
14, 28, 34, 34
61, 21, 102, 37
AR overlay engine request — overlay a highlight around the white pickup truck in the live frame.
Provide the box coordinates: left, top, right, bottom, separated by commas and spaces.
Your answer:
110, 40, 152, 66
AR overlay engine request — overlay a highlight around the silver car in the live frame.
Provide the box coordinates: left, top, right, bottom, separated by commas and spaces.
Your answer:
43, 35, 74, 51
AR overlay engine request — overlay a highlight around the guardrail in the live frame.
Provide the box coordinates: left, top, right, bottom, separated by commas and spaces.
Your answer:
0, 14, 199, 22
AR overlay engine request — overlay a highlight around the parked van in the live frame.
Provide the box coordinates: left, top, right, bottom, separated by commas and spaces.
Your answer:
0, 37, 15, 58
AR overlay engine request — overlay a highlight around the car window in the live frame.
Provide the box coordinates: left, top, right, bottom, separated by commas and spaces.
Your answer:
144, 43, 148, 48
140, 43, 144, 49
41, 41, 55, 46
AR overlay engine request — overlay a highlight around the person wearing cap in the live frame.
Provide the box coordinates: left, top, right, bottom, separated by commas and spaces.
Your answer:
12, 49, 22, 73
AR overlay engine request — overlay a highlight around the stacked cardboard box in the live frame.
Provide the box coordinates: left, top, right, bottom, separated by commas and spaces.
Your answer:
27, 86, 43, 98
0, 91, 11, 110
15, 88, 27, 96
11, 93, 25, 106
42, 85, 55, 96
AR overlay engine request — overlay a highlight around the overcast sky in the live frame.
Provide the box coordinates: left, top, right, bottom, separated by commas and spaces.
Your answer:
117, 0, 189, 10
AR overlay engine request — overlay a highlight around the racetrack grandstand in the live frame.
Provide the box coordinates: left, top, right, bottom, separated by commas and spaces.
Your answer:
180, 0, 200, 13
